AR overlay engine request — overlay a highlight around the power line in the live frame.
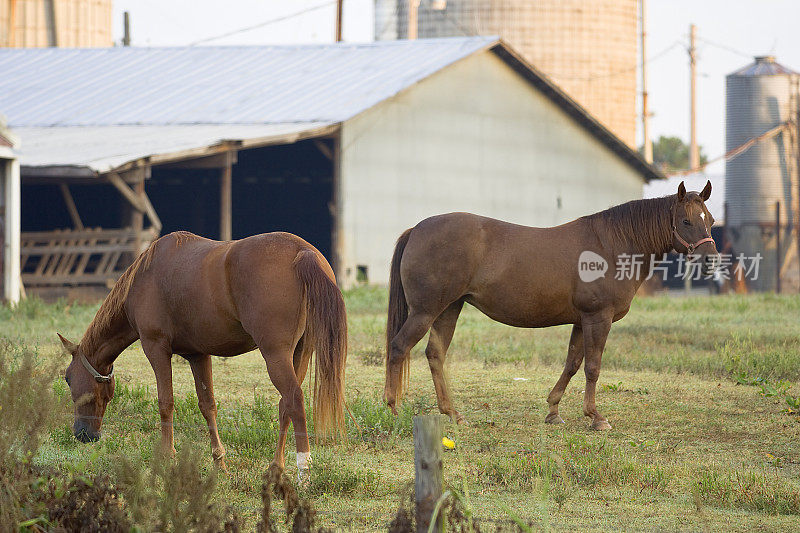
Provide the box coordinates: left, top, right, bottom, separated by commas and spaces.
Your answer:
188, 1, 337, 46
695, 35, 752, 59
551, 41, 683, 82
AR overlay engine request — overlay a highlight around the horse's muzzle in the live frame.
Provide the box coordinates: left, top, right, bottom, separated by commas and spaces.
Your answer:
73, 421, 100, 443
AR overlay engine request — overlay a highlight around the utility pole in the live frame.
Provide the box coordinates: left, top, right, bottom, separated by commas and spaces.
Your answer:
45, 0, 58, 47
335, 0, 343, 42
408, 0, 421, 40
689, 24, 699, 171
641, 0, 652, 163
122, 11, 131, 46
7, 0, 17, 47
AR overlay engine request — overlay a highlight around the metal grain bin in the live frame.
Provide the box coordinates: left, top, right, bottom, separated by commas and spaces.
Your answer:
374, 0, 638, 147
725, 56, 799, 291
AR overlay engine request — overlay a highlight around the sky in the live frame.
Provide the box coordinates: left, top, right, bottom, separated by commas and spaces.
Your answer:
111, 0, 800, 218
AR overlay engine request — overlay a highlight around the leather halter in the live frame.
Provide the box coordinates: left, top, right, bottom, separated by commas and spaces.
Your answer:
81, 353, 114, 383
672, 204, 715, 254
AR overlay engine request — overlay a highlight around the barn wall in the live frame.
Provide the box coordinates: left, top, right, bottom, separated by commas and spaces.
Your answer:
339, 49, 644, 286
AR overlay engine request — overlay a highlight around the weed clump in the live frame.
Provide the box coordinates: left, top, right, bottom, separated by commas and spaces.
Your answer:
257, 464, 330, 533
0, 342, 66, 529
692, 468, 800, 515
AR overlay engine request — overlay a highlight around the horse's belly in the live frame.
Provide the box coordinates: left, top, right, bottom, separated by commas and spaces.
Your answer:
466, 292, 579, 328
171, 320, 256, 357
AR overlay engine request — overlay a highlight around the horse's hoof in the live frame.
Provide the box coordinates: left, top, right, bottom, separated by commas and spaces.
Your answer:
387, 403, 398, 416
545, 413, 565, 425
214, 456, 229, 473
590, 419, 612, 431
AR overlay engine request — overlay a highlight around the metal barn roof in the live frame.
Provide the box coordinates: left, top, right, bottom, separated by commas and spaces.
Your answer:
0, 37, 659, 180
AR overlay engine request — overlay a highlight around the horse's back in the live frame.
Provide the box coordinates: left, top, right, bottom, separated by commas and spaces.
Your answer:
401, 213, 588, 326
127, 231, 325, 355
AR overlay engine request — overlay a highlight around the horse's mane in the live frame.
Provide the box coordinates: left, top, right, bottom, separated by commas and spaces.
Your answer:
586, 195, 676, 254
80, 239, 159, 354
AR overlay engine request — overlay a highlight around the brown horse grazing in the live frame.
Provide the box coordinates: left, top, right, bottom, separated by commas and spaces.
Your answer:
384, 181, 717, 430
58, 231, 346, 480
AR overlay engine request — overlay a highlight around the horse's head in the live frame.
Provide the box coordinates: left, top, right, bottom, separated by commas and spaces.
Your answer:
673, 180, 719, 275
58, 333, 115, 443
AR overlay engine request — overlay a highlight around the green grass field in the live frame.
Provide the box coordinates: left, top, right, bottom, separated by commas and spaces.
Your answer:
2, 289, 800, 531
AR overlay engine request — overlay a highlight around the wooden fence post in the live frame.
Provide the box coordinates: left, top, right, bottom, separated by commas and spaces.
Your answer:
414, 415, 443, 533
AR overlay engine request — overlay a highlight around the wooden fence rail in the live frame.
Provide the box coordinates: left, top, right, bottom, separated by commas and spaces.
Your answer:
21, 227, 156, 287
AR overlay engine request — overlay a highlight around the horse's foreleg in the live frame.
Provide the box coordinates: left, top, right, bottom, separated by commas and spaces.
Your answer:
580, 312, 613, 431
262, 350, 310, 483
142, 338, 176, 455
189, 354, 226, 471
384, 311, 436, 415
545, 324, 584, 424
425, 301, 464, 423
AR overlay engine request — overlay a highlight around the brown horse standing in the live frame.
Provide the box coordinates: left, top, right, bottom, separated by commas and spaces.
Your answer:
384, 181, 717, 430
58, 231, 346, 480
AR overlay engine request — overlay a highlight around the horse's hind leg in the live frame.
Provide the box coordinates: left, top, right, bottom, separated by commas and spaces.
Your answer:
188, 354, 227, 471
424, 300, 465, 423
384, 310, 438, 415
545, 325, 584, 424
260, 346, 311, 481
273, 337, 312, 473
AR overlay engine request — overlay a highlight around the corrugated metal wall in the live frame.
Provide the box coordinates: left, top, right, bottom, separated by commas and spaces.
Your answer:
0, 0, 112, 48
725, 56, 799, 291
338, 49, 644, 286
375, 0, 638, 148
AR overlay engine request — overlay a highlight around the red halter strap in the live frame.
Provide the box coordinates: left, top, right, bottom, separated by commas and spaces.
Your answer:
672, 227, 715, 255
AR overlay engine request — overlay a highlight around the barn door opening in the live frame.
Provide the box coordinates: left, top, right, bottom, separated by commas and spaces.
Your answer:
232, 139, 334, 260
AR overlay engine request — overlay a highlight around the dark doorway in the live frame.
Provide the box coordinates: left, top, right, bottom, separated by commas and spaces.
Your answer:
233, 139, 334, 260
21, 183, 123, 231
143, 138, 334, 261
146, 168, 222, 239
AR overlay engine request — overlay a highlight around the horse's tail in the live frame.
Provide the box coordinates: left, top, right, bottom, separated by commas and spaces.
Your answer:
386, 228, 413, 399
294, 249, 347, 439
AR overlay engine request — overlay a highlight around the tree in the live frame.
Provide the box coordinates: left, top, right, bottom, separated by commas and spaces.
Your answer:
640, 136, 708, 172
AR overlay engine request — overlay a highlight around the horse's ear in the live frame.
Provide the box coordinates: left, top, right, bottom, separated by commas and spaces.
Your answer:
57, 333, 78, 356
677, 181, 687, 201
700, 180, 712, 201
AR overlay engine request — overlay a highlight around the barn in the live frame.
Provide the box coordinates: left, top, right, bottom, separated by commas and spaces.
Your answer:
0, 116, 20, 303
0, 37, 660, 292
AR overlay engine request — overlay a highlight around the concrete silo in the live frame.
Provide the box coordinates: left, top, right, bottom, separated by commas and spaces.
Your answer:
374, 0, 639, 147
725, 56, 799, 292
0, 0, 113, 48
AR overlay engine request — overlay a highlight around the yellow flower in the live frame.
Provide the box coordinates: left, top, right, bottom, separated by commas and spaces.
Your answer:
442, 437, 455, 450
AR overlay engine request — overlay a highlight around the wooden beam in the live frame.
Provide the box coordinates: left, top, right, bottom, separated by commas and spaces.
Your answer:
59, 184, 84, 230
314, 139, 333, 161
331, 131, 346, 286
219, 151, 234, 241
107, 171, 162, 232
131, 180, 144, 253
140, 190, 162, 233
107, 172, 145, 211
158, 151, 238, 169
